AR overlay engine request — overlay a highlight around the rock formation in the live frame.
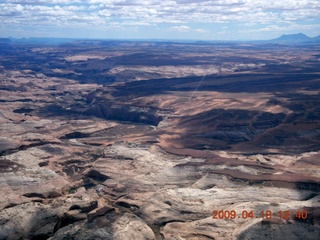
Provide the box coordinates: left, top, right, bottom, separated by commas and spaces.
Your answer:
0, 40, 319, 239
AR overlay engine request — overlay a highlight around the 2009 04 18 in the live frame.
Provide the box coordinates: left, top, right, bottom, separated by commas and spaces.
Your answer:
212, 210, 308, 220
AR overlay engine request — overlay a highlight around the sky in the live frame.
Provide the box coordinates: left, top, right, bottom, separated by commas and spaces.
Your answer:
0, 0, 319, 40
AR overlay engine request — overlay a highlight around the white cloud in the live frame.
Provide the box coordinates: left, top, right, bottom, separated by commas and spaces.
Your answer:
1, 0, 84, 3
195, 28, 208, 33
246, 23, 320, 33
170, 26, 209, 34
0, 0, 319, 38
170, 25, 191, 32
2, 0, 319, 25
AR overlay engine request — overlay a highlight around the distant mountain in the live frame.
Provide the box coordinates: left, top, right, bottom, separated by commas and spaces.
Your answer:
311, 35, 320, 41
0, 38, 11, 43
270, 33, 311, 43
7, 37, 78, 45
268, 33, 320, 44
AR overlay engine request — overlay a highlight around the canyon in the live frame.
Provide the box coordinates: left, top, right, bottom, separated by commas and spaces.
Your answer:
0, 40, 319, 239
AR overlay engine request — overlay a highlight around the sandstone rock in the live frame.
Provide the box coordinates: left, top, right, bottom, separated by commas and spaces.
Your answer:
1, 42, 319, 240
0, 202, 61, 240
50, 212, 155, 240
233, 219, 320, 240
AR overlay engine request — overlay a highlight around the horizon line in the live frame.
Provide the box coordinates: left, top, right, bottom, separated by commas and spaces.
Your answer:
2, 32, 319, 43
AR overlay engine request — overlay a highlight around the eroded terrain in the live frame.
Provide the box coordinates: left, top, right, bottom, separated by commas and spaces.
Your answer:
0, 40, 320, 239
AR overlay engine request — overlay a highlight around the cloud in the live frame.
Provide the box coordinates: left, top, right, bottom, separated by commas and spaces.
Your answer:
245, 23, 320, 33
169, 25, 209, 34
0, 0, 319, 38
1, 0, 319, 25
195, 28, 208, 33
1, 0, 84, 4
170, 25, 191, 32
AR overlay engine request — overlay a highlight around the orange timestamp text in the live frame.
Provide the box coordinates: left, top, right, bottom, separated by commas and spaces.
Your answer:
212, 210, 308, 220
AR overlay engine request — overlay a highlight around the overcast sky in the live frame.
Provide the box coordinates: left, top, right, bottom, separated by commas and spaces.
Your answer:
0, 0, 319, 40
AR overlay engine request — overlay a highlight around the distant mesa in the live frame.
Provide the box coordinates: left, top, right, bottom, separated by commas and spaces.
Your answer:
2, 33, 319, 45
269, 33, 320, 44
0, 38, 11, 43
312, 35, 320, 41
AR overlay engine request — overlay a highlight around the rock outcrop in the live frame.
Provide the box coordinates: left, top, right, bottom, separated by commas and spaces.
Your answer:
0, 40, 319, 239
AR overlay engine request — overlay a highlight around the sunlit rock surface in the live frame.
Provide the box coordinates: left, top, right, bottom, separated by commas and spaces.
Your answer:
0, 41, 319, 239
